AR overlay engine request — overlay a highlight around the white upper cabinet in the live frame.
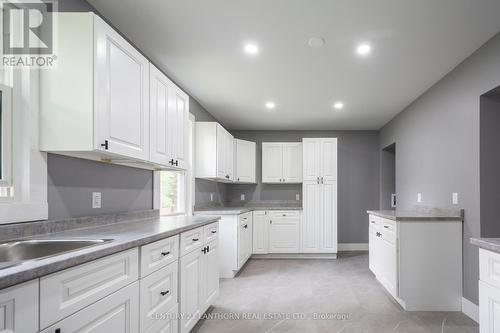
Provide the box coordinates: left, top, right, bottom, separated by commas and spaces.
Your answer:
195, 122, 234, 182
149, 65, 188, 169
40, 13, 188, 170
94, 17, 149, 160
262, 143, 302, 184
235, 139, 256, 183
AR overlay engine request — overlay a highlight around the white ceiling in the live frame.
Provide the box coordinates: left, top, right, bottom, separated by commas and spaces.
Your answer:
88, 0, 500, 130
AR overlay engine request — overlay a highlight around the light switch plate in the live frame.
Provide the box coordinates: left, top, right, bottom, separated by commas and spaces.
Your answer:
296, 193, 300, 201
452, 192, 458, 205
92, 192, 102, 209
417, 193, 422, 203
241, 194, 245, 201
210, 193, 214, 202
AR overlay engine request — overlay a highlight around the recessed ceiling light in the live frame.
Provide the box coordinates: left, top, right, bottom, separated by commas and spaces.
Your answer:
333, 102, 344, 110
308, 37, 326, 49
244, 43, 259, 55
265, 102, 276, 109
356, 43, 371, 56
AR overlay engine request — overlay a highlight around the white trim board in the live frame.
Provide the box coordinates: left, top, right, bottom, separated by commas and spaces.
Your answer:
252, 253, 337, 260
338, 243, 369, 251
461, 297, 479, 323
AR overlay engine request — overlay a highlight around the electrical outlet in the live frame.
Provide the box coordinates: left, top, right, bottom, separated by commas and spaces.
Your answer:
452, 192, 458, 205
296, 193, 300, 201
92, 192, 102, 209
417, 193, 422, 203
241, 194, 245, 201
210, 193, 214, 202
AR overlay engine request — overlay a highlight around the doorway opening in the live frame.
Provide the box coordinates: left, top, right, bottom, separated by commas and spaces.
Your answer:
380, 143, 396, 210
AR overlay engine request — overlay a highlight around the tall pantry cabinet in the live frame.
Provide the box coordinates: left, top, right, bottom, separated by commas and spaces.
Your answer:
301, 138, 338, 254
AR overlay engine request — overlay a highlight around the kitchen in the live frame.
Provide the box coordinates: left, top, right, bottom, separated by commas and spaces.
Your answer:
1, 0, 500, 332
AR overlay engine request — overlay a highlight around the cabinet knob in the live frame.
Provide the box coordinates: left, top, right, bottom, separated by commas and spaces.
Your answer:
317, 177, 320, 184
270, 220, 272, 224
202, 247, 207, 254
169, 159, 174, 165
174, 160, 179, 166
100, 140, 109, 150
207, 245, 210, 252
160, 290, 170, 296
243, 224, 248, 228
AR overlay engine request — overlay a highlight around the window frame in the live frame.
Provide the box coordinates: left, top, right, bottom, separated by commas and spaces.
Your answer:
154, 113, 195, 216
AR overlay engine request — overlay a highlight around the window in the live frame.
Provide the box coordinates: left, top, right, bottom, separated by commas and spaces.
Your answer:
159, 171, 186, 215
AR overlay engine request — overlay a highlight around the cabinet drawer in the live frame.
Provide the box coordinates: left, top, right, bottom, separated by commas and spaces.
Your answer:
140, 235, 179, 277
203, 222, 219, 244
144, 304, 178, 333
180, 227, 204, 257
269, 210, 300, 218
0, 280, 39, 333
140, 261, 178, 333
480, 248, 500, 290
380, 218, 396, 232
40, 281, 139, 333
40, 248, 139, 329
238, 212, 252, 224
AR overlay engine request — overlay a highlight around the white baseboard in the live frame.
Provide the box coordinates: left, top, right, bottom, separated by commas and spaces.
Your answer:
462, 297, 479, 323
338, 243, 369, 251
251, 253, 337, 259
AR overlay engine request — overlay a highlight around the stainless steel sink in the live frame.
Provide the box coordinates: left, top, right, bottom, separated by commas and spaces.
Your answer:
0, 239, 113, 263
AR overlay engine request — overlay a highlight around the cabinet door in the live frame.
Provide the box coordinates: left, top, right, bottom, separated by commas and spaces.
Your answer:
0, 280, 38, 333
149, 64, 171, 166
480, 280, 500, 333
140, 261, 178, 333
41, 282, 139, 333
201, 240, 219, 313
321, 139, 337, 181
179, 249, 203, 333
320, 179, 337, 253
216, 124, 227, 179
253, 211, 269, 254
302, 139, 321, 182
170, 85, 189, 169
262, 143, 283, 183
225, 131, 234, 181
235, 139, 256, 183
268, 212, 300, 253
379, 231, 397, 298
301, 181, 321, 253
282, 143, 302, 183
237, 214, 251, 269
95, 16, 149, 160
368, 216, 378, 274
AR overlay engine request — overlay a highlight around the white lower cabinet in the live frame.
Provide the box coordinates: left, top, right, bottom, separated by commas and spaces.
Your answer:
268, 211, 300, 253
368, 214, 462, 311
479, 249, 500, 333
41, 281, 139, 333
179, 223, 220, 333
144, 304, 178, 333
217, 213, 253, 278
0, 280, 38, 333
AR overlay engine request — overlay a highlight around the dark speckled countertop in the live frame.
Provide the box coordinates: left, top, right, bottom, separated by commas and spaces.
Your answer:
367, 206, 464, 222
471, 238, 500, 254
0, 211, 220, 290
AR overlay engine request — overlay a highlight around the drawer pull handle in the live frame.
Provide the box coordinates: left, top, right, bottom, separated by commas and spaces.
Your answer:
370, 221, 375, 224
282, 214, 286, 216
55, 329, 61, 333
207, 245, 210, 252
384, 226, 389, 229
192, 238, 199, 242
161, 251, 170, 256
211, 230, 217, 234
160, 290, 170, 296
202, 247, 207, 254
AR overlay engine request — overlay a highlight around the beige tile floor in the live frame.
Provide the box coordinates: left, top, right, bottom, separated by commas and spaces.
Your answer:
193, 252, 478, 333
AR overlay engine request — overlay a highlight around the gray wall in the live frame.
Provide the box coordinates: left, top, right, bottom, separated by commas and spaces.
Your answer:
480, 92, 500, 238
47, 154, 153, 218
229, 131, 380, 244
380, 32, 500, 305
